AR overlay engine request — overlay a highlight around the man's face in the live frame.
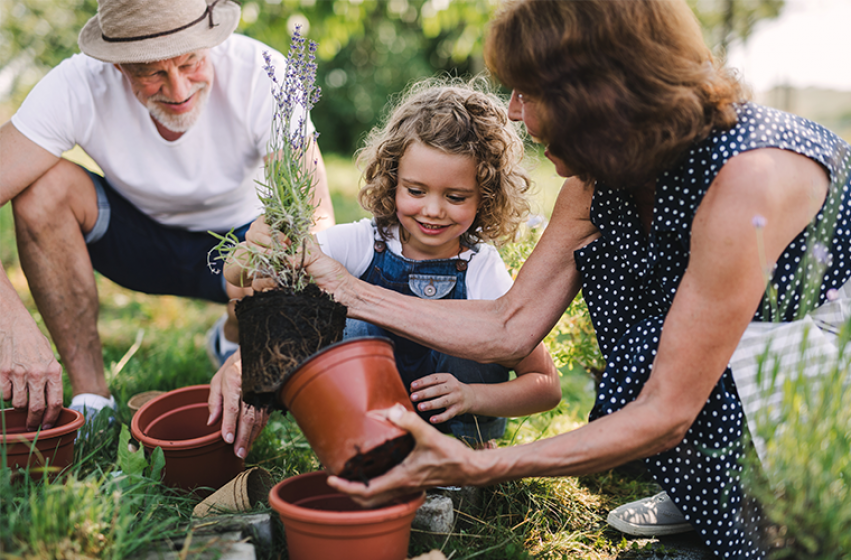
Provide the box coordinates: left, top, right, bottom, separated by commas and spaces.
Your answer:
116, 50, 214, 133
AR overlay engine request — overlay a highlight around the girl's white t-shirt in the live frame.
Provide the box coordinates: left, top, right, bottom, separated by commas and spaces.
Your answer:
315, 219, 514, 301
11, 34, 308, 232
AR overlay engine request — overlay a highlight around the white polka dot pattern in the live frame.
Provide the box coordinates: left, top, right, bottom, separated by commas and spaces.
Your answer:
575, 103, 851, 559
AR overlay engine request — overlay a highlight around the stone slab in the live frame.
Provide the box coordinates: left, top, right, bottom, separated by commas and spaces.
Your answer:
412, 494, 455, 533
133, 531, 255, 560
191, 512, 273, 548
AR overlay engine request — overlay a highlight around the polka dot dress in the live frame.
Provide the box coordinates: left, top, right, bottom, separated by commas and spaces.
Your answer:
575, 103, 851, 559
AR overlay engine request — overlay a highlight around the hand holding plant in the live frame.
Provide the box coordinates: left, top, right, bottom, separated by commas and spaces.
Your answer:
223, 216, 350, 297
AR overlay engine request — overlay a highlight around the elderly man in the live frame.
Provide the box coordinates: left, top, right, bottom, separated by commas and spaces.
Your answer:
0, 0, 334, 437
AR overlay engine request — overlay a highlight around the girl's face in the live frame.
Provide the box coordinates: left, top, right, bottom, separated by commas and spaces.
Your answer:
508, 90, 574, 178
395, 141, 480, 260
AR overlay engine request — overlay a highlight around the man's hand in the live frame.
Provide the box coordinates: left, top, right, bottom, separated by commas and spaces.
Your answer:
409, 373, 476, 425
0, 314, 64, 430
208, 348, 269, 458
326, 404, 477, 508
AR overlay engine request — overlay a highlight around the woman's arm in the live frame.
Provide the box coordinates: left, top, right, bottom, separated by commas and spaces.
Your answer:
410, 342, 562, 421
311, 177, 599, 365
328, 148, 830, 506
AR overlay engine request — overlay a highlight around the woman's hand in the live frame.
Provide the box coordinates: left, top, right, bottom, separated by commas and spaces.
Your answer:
326, 404, 478, 507
207, 348, 269, 459
409, 374, 476, 424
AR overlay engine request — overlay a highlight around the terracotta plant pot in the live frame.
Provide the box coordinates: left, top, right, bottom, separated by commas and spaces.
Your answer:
278, 337, 415, 481
269, 471, 425, 560
130, 385, 243, 492
1, 407, 84, 479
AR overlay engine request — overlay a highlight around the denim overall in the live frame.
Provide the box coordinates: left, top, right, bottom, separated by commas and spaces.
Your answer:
344, 237, 509, 445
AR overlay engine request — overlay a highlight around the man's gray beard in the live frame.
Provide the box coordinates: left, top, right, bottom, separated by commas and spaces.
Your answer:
146, 83, 209, 133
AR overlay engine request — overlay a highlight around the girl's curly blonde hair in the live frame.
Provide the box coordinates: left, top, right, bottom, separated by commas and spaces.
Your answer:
357, 78, 531, 248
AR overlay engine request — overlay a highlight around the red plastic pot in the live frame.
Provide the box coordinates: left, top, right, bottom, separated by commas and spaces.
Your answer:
130, 385, 243, 492
277, 337, 416, 481
269, 471, 425, 560
1, 407, 84, 479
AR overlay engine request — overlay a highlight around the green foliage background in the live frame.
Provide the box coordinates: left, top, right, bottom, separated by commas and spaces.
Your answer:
1, 0, 783, 155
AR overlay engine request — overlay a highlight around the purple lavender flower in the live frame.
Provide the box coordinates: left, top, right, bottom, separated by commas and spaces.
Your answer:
812, 242, 833, 267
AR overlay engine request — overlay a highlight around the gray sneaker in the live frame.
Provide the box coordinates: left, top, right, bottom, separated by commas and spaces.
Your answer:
606, 492, 694, 537
205, 313, 237, 370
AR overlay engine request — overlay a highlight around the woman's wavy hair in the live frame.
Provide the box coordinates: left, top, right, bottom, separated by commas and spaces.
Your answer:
357, 77, 531, 247
485, 0, 748, 188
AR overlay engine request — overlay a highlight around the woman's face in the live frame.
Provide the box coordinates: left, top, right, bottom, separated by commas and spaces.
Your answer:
509, 90, 574, 178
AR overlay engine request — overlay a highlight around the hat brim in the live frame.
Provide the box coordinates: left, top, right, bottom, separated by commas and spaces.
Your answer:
78, 0, 240, 64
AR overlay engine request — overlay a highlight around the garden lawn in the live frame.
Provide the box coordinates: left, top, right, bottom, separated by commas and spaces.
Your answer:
0, 151, 660, 560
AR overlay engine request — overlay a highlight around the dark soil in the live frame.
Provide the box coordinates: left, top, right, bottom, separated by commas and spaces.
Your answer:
236, 284, 347, 409
337, 433, 415, 483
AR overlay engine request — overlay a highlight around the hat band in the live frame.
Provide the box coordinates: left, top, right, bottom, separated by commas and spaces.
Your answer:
101, 0, 223, 43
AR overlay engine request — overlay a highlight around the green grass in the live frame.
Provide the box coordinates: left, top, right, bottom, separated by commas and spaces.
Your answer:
740, 334, 851, 558
0, 148, 661, 560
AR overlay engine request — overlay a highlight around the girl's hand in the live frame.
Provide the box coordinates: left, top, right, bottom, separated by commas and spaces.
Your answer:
410, 373, 477, 424
326, 404, 477, 507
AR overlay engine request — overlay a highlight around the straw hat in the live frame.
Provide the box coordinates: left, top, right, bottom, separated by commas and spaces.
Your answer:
78, 0, 240, 64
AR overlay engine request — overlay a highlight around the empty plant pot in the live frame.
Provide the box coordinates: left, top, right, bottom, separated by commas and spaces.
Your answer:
0, 407, 84, 479
192, 466, 274, 517
127, 390, 165, 418
130, 385, 243, 492
277, 337, 415, 481
269, 470, 425, 560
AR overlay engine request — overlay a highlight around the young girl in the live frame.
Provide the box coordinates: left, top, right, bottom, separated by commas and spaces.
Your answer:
228, 80, 561, 447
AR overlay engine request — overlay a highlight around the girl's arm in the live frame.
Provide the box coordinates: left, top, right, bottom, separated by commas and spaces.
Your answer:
410, 342, 561, 421
328, 148, 830, 506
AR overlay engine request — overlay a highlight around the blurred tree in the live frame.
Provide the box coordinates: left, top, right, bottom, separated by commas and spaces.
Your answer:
687, 0, 784, 54
0, 0, 98, 103
235, 0, 496, 154
2, 0, 784, 155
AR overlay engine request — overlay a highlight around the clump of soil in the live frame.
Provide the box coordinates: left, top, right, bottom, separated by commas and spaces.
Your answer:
236, 284, 347, 409
337, 433, 415, 483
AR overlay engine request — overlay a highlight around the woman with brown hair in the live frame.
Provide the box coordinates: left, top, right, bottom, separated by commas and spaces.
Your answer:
239, 1, 851, 556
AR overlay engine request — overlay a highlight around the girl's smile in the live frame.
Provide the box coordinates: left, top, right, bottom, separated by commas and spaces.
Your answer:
395, 141, 480, 260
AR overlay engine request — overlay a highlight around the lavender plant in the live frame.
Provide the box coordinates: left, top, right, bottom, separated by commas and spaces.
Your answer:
213, 26, 322, 292
742, 148, 851, 558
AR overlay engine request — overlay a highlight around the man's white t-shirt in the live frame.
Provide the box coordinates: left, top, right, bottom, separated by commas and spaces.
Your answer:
315, 219, 514, 301
11, 34, 306, 232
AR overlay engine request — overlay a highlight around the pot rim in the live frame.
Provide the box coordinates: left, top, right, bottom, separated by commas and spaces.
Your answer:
0, 408, 84, 443
281, 336, 394, 389
131, 385, 223, 450
269, 471, 424, 525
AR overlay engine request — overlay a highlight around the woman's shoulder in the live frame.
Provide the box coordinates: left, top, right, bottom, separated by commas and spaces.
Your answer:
703, 102, 847, 182
656, 102, 848, 225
